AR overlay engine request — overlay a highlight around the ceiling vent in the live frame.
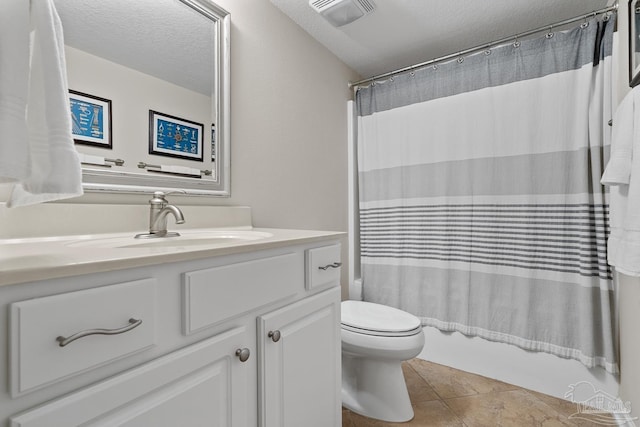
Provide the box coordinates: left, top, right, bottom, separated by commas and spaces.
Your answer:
309, 0, 375, 27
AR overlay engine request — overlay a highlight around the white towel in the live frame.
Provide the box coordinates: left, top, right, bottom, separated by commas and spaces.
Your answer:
0, 0, 30, 182
0, 0, 83, 207
601, 91, 634, 186
601, 86, 640, 276
160, 165, 201, 177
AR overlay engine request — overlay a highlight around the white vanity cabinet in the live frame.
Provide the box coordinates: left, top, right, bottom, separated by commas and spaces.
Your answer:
1, 240, 343, 427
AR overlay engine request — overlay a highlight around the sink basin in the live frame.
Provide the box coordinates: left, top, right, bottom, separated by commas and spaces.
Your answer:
66, 230, 274, 249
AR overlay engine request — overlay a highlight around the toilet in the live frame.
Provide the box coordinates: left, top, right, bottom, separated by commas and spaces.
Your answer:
341, 300, 425, 422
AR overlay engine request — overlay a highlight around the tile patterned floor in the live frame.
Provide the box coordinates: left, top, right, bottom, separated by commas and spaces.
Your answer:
342, 359, 619, 427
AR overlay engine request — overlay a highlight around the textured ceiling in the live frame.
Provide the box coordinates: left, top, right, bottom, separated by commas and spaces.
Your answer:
55, 0, 215, 95
271, 0, 614, 80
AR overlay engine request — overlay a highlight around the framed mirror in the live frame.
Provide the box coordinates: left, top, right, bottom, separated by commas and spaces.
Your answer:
630, 0, 640, 87
55, 0, 231, 196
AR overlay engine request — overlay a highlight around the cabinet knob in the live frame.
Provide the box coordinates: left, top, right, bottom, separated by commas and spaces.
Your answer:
235, 348, 250, 362
268, 330, 281, 342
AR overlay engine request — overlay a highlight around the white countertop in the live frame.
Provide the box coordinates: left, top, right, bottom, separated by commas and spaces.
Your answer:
0, 228, 344, 287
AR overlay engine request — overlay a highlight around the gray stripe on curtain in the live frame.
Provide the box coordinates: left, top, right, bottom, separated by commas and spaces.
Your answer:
362, 264, 616, 368
359, 147, 610, 201
360, 205, 610, 278
357, 18, 615, 117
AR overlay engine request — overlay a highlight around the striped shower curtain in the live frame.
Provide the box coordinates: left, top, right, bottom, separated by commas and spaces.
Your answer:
356, 15, 618, 372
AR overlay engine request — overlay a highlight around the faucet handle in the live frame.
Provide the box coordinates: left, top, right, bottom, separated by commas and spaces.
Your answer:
149, 190, 186, 204
149, 191, 168, 206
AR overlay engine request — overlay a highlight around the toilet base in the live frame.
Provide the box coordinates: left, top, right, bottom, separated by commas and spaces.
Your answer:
342, 354, 414, 422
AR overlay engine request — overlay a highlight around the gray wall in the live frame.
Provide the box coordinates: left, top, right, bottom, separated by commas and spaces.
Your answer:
214, 0, 358, 229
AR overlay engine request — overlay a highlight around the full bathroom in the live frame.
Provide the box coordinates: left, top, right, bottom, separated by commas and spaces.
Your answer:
0, 0, 637, 426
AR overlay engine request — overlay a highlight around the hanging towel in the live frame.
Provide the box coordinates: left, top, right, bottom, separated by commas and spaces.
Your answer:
601, 86, 640, 276
0, 0, 30, 183
0, 0, 83, 207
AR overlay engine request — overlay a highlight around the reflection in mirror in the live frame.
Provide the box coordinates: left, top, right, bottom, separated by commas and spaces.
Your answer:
55, 0, 230, 196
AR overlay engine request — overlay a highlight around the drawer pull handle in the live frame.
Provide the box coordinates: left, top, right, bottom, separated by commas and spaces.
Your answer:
235, 348, 250, 362
268, 330, 281, 342
318, 262, 342, 271
56, 318, 142, 347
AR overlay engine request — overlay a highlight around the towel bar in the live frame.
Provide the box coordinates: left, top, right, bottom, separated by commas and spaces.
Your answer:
137, 162, 212, 177
81, 157, 124, 168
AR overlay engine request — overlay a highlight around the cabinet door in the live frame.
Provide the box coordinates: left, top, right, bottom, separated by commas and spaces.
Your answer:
10, 327, 253, 427
258, 287, 341, 427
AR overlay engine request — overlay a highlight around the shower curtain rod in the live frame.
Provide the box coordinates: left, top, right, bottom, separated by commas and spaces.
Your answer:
348, 3, 618, 89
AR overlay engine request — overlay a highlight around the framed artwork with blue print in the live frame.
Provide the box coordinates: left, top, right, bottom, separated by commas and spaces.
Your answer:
69, 90, 112, 149
149, 110, 204, 162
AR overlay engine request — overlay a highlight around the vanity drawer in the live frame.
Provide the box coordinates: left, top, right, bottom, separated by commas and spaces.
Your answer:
183, 252, 302, 334
306, 244, 342, 290
10, 279, 156, 397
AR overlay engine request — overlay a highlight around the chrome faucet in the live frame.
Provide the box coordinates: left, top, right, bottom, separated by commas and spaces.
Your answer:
135, 191, 185, 239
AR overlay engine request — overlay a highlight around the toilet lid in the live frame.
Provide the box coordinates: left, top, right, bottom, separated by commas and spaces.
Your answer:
341, 301, 422, 336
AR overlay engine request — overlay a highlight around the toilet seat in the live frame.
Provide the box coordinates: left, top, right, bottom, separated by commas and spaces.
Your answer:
341, 323, 422, 337
341, 301, 422, 337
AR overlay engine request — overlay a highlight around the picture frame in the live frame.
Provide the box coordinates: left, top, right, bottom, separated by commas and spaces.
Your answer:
69, 90, 112, 149
149, 110, 204, 161
630, 0, 640, 87
211, 123, 216, 161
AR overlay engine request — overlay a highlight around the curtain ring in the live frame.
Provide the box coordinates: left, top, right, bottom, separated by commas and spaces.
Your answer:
603, 12, 611, 21
580, 15, 589, 29
432, 62, 438, 70
513, 35, 520, 48
545, 25, 554, 39
484, 44, 492, 55
457, 57, 464, 64
409, 71, 415, 77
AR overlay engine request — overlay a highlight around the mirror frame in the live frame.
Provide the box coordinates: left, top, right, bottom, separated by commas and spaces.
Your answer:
630, 0, 640, 87
80, 0, 231, 197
